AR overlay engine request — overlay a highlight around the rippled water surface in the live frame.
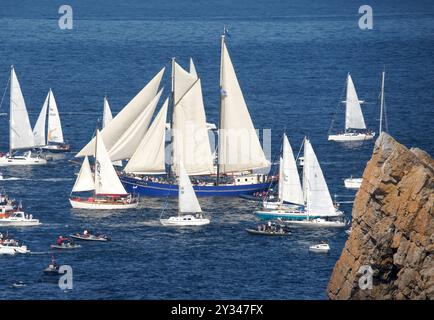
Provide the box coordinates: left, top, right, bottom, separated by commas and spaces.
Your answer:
0, 0, 433, 299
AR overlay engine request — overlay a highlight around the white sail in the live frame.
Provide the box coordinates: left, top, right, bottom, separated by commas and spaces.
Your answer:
47, 89, 64, 144
303, 138, 335, 216
345, 74, 366, 130
218, 37, 269, 173
189, 57, 197, 77
124, 98, 168, 174
102, 97, 122, 166
173, 61, 196, 104
9, 67, 35, 151
178, 161, 202, 214
280, 134, 303, 205
172, 62, 214, 176
72, 156, 95, 192
76, 67, 165, 157
108, 89, 162, 161
33, 91, 49, 147
102, 96, 113, 129
94, 130, 127, 195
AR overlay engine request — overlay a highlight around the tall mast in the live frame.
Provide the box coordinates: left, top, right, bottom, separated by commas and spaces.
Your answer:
9, 65, 13, 156
169, 57, 176, 178
379, 69, 385, 134
216, 32, 225, 186
93, 127, 98, 198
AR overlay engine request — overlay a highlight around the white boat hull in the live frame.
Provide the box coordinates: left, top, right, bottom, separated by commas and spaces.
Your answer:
69, 198, 138, 210
0, 155, 47, 166
309, 244, 330, 253
284, 219, 346, 228
328, 132, 375, 141
0, 245, 29, 254
160, 215, 210, 226
344, 178, 362, 189
0, 219, 41, 227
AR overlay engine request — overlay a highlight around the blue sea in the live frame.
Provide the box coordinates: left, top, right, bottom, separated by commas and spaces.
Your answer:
0, 0, 433, 299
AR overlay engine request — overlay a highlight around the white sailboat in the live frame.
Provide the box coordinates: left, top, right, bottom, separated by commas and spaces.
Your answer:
69, 130, 139, 210
263, 134, 303, 210
160, 161, 210, 226
0, 67, 47, 166
33, 89, 70, 152
344, 71, 388, 190
328, 73, 375, 141
255, 137, 343, 223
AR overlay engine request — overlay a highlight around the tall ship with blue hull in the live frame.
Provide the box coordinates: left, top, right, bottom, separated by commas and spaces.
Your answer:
76, 32, 272, 197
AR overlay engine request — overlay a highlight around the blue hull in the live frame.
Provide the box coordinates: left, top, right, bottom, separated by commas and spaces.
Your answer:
121, 176, 272, 197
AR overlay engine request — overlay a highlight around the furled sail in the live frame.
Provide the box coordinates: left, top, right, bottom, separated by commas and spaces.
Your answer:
33, 91, 49, 147
72, 156, 95, 192
303, 138, 335, 216
9, 67, 35, 151
47, 89, 64, 144
218, 37, 269, 173
178, 161, 202, 214
124, 98, 168, 174
345, 74, 366, 130
279, 134, 303, 205
108, 89, 162, 161
76, 67, 165, 157
172, 62, 214, 176
94, 130, 127, 195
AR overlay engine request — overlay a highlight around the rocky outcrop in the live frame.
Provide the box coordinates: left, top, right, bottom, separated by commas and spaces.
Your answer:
327, 133, 434, 300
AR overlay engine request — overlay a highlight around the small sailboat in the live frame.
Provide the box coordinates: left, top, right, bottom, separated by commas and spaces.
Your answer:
263, 134, 303, 210
309, 242, 330, 253
160, 162, 210, 226
255, 137, 343, 221
0, 67, 47, 166
102, 96, 122, 167
33, 89, 70, 153
344, 176, 363, 189
69, 130, 139, 210
328, 73, 375, 141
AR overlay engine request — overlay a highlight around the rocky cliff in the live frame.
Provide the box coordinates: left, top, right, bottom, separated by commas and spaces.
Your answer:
327, 133, 434, 300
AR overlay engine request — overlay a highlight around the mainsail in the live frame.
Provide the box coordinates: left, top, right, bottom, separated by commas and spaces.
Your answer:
76, 67, 165, 157
279, 134, 303, 205
303, 138, 335, 216
94, 130, 128, 196
47, 89, 64, 144
124, 98, 168, 174
9, 67, 35, 151
33, 91, 50, 147
72, 156, 95, 192
345, 74, 366, 130
218, 37, 269, 173
171, 61, 214, 176
108, 89, 162, 161
178, 161, 202, 214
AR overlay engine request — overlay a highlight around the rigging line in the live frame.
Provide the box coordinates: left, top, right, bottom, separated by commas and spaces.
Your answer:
0, 74, 11, 112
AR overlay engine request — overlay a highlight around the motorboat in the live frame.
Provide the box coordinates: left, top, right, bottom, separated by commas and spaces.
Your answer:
344, 177, 363, 189
70, 231, 111, 242
0, 211, 41, 227
0, 239, 29, 254
309, 243, 330, 253
245, 222, 291, 236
